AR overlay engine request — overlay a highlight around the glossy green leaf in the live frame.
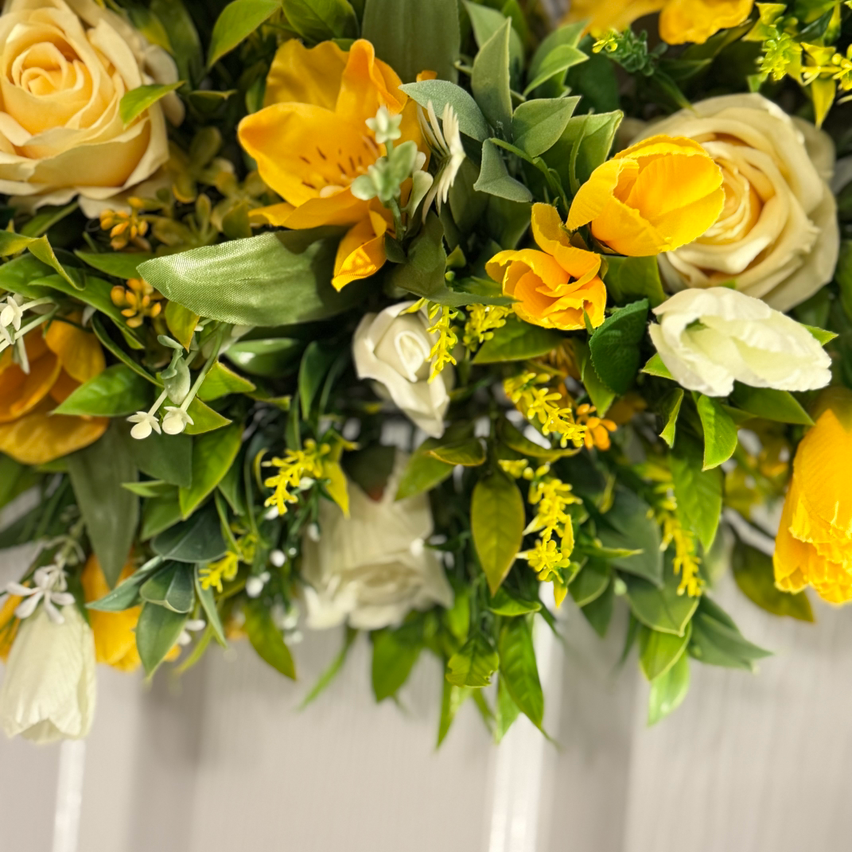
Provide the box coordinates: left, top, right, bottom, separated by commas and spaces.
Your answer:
225, 338, 303, 378
498, 617, 544, 729
427, 438, 486, 466
184, 398, 232, 436
642, 352, 674, 380
511, 97, 579, 158
151, 507, 227, 563
140, 562, 195, 613
299, 340, 339, 419
207, 0, 280, 67
123, 429, 192, 488
487, 587, 542, 616
75, 250, 153, 280
473, 316, 561, 363
648, 650, 690, 726
728, 384, 814, 426
569, 559, 610, 607
695, 394, 738, 470
120, 82, 182, 125
54, 364, 152, 417
197, 362, 256, 402
658, 388, 684, 448
395, 438, 455, 500
371, 626, 421, 700
588, 299, 649, 395
245, 603, 297, 679
732, 541, 814, 622
472, 20, 513, 132
446, 634, 499, 687
574, 339, 616, 416
179, 424, 242, 517
639, 623, 691, 681
87, 557, 162, 612
602, 256, 666, 308
399, 80, 488, 141
471, 471, 525, 594
671, 434, 723, 551
0, 230, 78, 289
282, 0, 358, 41
136, 602, 187, 676
473, 139, 533, 203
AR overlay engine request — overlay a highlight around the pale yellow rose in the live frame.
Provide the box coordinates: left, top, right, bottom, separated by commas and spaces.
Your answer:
0, 0, 181, 213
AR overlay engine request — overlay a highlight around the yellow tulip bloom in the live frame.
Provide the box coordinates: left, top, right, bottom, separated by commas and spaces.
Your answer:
487, 203, 606, 330
0, 318, 108, 465
567, 135, 725, 257
775, 390, 852, 604
564, 0, 754, 46
238, 39, 423, 290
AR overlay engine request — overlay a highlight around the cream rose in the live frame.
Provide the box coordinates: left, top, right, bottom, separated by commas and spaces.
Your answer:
353, 301, 453, 438
0, 0, 181, 212
636, 94, 840, 312
0, 604, 96, 742
301, 454, 454, 630
649, 287, 832, 397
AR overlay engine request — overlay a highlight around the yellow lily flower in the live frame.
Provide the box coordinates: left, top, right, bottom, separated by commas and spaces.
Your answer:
774, 389, 852, 604
487, 203, 606, 330
0, 318, 108, 465
238, 39, 424, 290
567, 135, 725, 257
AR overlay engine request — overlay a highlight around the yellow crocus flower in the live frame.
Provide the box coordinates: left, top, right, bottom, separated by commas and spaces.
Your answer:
567, 135, 725, 257
774, 389, 852, 604
238, 39, 424, 291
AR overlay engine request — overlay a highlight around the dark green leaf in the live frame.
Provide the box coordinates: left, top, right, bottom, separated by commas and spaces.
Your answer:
299, 341, 339, 419
728, 385, 814, 426
689, 598, 771, 671
399, 80, 488, 141
245, 602, 297, 679
282, 0, 358, 42
602, 256, 666, 308
151, 507, 227, 563
574, 339, 616, 415
580, 577, 614, 637
569, 559, 610, 607
140, 562, 195, 613
122, 429, 192, 488
597, 487, 663, 585
136, 602, 187, 676
75, 251, 153, 280
54, 364, 152, 417
395, 438, 455, 500
487, 587, 541, 616
473, 139, 533, 203
588, 299, 649, 395
179, 424, 243, 517
473, 316, 561, 363
225, 338, 303, 378
623, 557, 699, 637
671, 434, 722, 551
471, 471, 525, 594
140, 492, 183, 540
732, 541, 813, 622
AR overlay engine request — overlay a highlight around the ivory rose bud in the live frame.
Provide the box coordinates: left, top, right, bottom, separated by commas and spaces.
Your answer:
301, 454, 454, 630
487, 203, 606, 330
636, 95, 840, 311
567, 135, 725, 257
649, 287, 831, 397
353, 302, 453, 438
0, 604, 96, 742
774, 389, 852, 604
0, 0, 180, 212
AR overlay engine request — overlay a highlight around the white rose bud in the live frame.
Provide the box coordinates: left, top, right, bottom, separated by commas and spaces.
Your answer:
353, 302, 453, 438
649, 287, 832, 398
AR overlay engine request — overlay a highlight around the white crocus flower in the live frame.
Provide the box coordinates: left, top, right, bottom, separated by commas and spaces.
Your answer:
0, 604, 96, 743
419, 101, 466, 215
6, 566, 76, 624
649, 287, 832, 397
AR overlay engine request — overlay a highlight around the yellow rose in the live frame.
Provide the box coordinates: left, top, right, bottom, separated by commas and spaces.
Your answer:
567, 135, 725, 257
0, 0, 180, 213
564, 0, 754, 45
487, 203, 606, 330
774, 389, 852, 604
238, 39, 424, 291
0, 317, 108, 464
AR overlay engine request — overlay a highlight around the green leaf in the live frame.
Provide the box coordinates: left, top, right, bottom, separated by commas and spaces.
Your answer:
122, 480, 174, 498
395, 438, 455, 500
225, 338, 303, 378
671, 434, 722, 552
197, 362, 256, 402
179, 424, 243, 518
473, 139, 533, 203
472, 20, 513, 133
642, 352, 674, 380
494, 674, 520, 742
54, 364, 152, 417
648, 651, 690, 726
282, 0, 358, 42
732, 541, 813, 622
140, 562, 195, 613
0, 231, 79, 289
511, 97, 580, 158
427, 438, 485, 466
438, 680, 470, 747
362, 0, 460, 83
588, 299, 649, 395
602, 256, 666, 308
471, 471, 525, 594
623, 558, 699, 637
528, 22, 584, 81
371, 626, 422, 700
184, 398, 232, 436
597, 487, 663, 585
119, 82, 182, 125
689, 598, 771, 671
473, 316, 561, 363
75, 251, 153, 280
20, 202, 78, 239
695, 394, 738, 470
499, 419, 573, 462
123, 429, 192, 488
164, 301, 199, 351
580, 577, 615, 637
658, 389, 684, 448
728, 385, 814, 426
399, 80, 488, 141
574, 339, 616, 416
543, 111, 622, 194
0, 454, 39, 512
151, 507, 227, 563
524, 43, 588, 94
207, 0, 280, 67
463, 2, 523, 74
195, 570, 228, 645
149, 0, 203, 84
803, 324, 837, 345
67, 426, 138, 588
87, 557, 162, 612
446, 634, 499, 687
498, 617, 544, 729
140, 492, 183, 540
139, 230, 366, 327
569, 559, 610, 607
301, 628, 357, 709
389, 213, 456, 303
639, 623, 691, 681
487, 587, 542, 616
299, 341, 339, 419
245, 602, 297, 679
135, 602, 187, 676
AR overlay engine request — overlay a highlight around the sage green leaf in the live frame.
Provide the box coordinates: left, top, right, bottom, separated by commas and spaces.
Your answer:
54, 364, 153, 417
225, 338, 303, 378
119, 82, 182, 125
463, 1, 523, 73
639, 623, 691, 681
728, 384, 814, 426
488, 587, 541, 616
395, 438, 455, 500
389, 213, 453, 302
438, 681, 470, 747
245, 602, 297, 679
623, 562, 699, 637
67, 426, 138, 588
597, 487, 663, 585
732, 541, 814, 622
498, 617, 544, 729
399, 80, 488, 141
197, 362, 256, 402
140, 562, 195, 613
87, 557, 162, 612
473, 139, 533, 203
123, 429, 192, 488
543, 111, 622, 194
524, 43, 588, 94
511, 97, 579, 158
196, 571, 228, 645
658, 389, 684, 448
282, 0, 358, 42
299, 340, 339, 419
75, 250, 153, 280
580, 578, 614, 637
695, 394, 738, 470
427, 438, 486, 466
136, 602, 187, 676
648, 650, 690, 726
569, 560, 610, 607
602, 256, 666, 308
472, 472, 524, 594
141, 492, 183, 540
689, 598, 771, 670
671, 434, 722, 551
471, 20, 513, 133
574, 340, 616, 416
179, 424, 242, 517
362, 0, 459, 83
207, 0, 280, 67
139, 230, 366, 327
446, 634, 499, 688
588, 299, 649, 395
495, 674, 521, 743
642, 352, 674, 380
473, 316, 561, 363
528, 21, 585, 80
151, 507, 226, 563
371, 625, 421, 700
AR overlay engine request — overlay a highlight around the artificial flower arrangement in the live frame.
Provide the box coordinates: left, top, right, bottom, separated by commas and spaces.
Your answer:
0, 0, 849, 746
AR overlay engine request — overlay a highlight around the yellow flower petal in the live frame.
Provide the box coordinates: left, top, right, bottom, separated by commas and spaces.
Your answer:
44, 319, 105, 384
0, 347, 60, 423
263, 39, 348, 110
567, 159, 633, 231
332, 209, 389, 290
659, 0, 754, 45
336, 39, 407, 126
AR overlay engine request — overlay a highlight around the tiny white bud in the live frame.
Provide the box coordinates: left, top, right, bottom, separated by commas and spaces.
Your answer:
130, 419, 153, 440
269, 550, 286, 568
245, 577, 264, 598
307, 523, 320, 542
264, 506, 280, 520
